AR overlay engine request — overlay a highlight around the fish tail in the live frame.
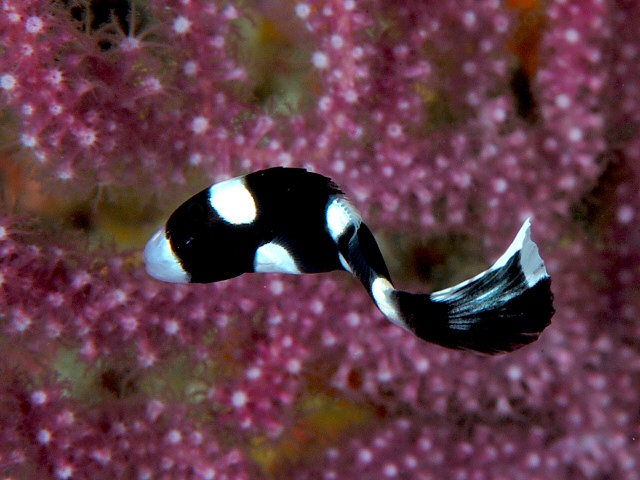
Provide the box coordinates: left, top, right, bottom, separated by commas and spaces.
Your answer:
393, 220, 554, 354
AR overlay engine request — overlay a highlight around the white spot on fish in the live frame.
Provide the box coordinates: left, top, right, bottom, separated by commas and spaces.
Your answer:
209, 177, 257, 225
325, 197, 361, 241
254, 242, 301, 274
371, 278, 403, 328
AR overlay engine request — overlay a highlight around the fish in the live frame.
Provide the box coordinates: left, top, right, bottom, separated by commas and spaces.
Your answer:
144, 167, 554, 354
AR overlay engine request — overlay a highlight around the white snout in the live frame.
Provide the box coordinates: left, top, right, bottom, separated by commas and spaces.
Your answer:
143, 227, 190, 283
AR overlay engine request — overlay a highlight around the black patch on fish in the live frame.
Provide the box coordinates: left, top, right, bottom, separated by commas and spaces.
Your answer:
245, 167, 346, 274
396, 252, 554, 354
338, 223, 392, 293
150, 167, 555, 355
166, 167, 347, 282
166, 188, 258, 283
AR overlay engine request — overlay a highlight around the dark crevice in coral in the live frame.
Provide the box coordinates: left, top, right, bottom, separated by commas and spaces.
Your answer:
347, 369, 363, 390
55, 0, 151, 50
64, 206, 95, 232
409, 234, 483, 286
438, 389, 562, 433
99, 367, 138, 398
64, 0, 129, 30
235, 11, 314, 112
378, 230, 485, 291
571, 149, 628, 239
510, 64, 539, 123
572, 148, 640, 331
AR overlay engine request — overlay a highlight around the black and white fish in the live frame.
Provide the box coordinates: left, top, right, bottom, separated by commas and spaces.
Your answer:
144, 167, 554, 354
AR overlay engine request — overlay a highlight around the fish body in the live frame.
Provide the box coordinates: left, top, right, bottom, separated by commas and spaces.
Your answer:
145, 167, 554, 354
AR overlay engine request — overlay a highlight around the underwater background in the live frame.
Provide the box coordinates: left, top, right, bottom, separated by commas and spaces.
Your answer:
0, 0, 638, 478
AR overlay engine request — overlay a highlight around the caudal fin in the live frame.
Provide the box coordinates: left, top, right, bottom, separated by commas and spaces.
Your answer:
394, 220, 554, 354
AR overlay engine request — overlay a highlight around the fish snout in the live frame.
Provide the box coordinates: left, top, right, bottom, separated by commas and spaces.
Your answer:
144, 227, 190, 283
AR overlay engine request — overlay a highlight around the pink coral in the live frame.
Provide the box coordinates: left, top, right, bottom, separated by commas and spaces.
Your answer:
1, 0, 639, 479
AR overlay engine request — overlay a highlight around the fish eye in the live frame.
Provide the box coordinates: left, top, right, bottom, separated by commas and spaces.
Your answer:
175, 236, 194, 254
187, 202, 206, 222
